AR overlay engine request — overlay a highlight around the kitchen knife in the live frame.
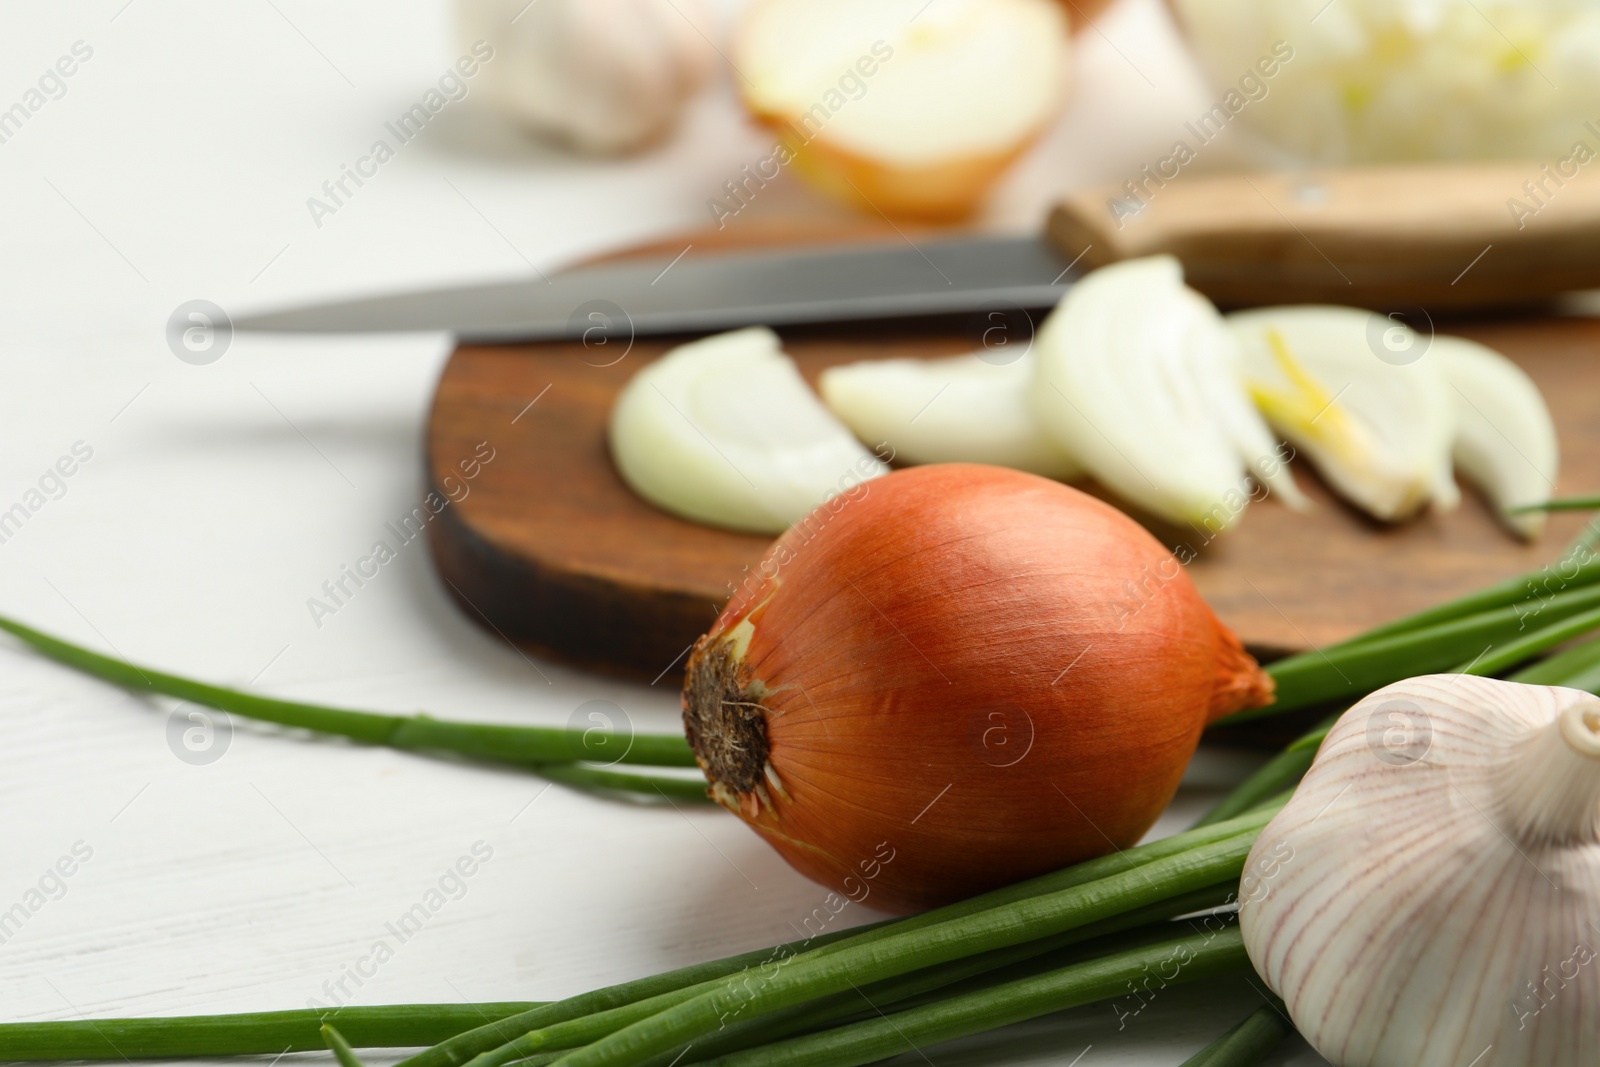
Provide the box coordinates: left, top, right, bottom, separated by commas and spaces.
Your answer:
235, 164, 1600, 341
234, 234, 1076, 343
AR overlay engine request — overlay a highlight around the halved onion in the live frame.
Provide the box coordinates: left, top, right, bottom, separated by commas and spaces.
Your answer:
733, 0, 1069, 219
819, 352, 1082, 478
608, 327, 889, 534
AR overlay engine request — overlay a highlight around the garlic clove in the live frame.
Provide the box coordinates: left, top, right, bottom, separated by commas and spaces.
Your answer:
1030, 255, 1304, 530
1228, 306, 1456, 523
609, 327, 889, 534
460, 0, 716, 155
817, 352, 1083, 479
733, 0, 1068, 219
1432, 335, 1559, 540
1241, 675, 1600, 1067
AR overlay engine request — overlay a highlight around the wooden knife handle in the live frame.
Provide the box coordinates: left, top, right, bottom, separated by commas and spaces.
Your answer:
1047, 163, 1600, 310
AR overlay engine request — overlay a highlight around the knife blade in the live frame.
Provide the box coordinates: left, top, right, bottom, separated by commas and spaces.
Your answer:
233, 234, 1077, 343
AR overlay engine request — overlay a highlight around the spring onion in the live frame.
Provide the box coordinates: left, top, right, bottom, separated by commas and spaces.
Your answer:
0, 614, 703, 803
0, 1004, 544, 1059
1177, 999, 1293, 1067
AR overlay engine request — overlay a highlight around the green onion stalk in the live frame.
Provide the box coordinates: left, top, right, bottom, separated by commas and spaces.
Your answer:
0, 615, 707, 802
1242, 574, 1600, 718
0, 1005, 544, 1060
384, 807, 1276, 1067
1513, 495, 1600, 513
689, 927, 1250, 1067
1198, 606, 1600, 829
322, 1025, 370, 1067
0, 808, 1274, 1062
1176, 999, 1293, 1067
531, 827, 1255, 1067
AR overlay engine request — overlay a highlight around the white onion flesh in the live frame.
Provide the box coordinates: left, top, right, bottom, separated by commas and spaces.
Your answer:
1173, 0, 1600, 164
818, 352, 1082, 479
609, 328, 889, 534
1433, 335, 1559, 539
736, 0, 1066, 168
1030, 255, 1306, 529
1227, 306, 1456, 523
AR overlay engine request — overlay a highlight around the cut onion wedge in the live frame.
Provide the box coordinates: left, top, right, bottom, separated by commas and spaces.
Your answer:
1030, 255, 1307, 530
818, 352, 1082, 478
733, 0, 1069, 219
1228, 306, 1457, 523
609, 327, 889, 534
1433, 335, 1558, 540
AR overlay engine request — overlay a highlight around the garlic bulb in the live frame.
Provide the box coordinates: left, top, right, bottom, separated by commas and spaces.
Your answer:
1228, 306, 1456, 522
818, 352, 1082, 479
1030, 255, 1307, 529
459, 0, 716, 155
1241, 675, 1600, 1067
1434, 336, 1559, 540
609, 327, 889, 534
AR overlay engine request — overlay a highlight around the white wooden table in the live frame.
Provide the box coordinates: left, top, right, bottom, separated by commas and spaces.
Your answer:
0, 0, 1323, 1061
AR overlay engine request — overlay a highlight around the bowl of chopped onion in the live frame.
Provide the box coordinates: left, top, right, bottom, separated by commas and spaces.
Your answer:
1168, 0, 1600, 163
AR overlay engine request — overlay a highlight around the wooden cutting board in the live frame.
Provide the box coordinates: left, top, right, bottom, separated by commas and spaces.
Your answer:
423, 224, 1600, 680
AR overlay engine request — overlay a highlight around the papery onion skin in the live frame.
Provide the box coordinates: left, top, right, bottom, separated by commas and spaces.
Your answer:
682, 464, 1272, 913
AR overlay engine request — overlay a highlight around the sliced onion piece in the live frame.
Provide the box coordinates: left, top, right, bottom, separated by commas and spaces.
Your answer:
609, 327, 889, 534
1228, 306, 1456, 523
1030, 255, 1306, 530
1432, 335, 1558, 540
1177, 287, 1312, 514
818, 352, 1082, 478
